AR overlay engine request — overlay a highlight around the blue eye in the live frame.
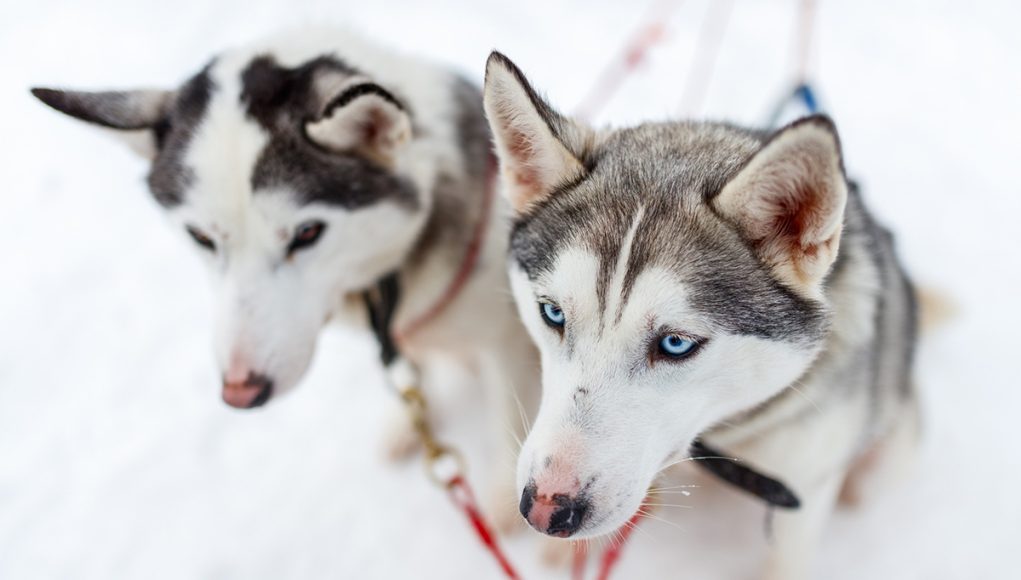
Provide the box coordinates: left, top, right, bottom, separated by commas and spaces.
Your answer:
540, 302, 566, 327
658, 334, 697, 358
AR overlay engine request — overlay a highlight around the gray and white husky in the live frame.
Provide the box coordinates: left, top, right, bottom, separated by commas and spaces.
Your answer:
483, 53, 919, 578
32, 31, 538, 518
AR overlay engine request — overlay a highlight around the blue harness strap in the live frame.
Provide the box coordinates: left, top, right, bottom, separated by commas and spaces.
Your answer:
767, 81, 821, 128
794, 82, 819, 113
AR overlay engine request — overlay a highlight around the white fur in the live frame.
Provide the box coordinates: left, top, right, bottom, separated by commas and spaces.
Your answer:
510, 248, 816, 538
148, 32, 465, 399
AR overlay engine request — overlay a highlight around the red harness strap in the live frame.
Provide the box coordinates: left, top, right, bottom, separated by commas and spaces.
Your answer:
448, 475, 522, 579
572, 512, 646, 580
379, 116, 645, 580
449, 469, 644, 580
394, 156, 498, 342
386, 155, 646, 579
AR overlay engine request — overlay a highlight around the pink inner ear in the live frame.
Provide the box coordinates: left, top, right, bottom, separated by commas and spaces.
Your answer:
360, 106, 387, 147
770, 183, 818, 239
762, 178, 840, 273
505, 126, 542, 192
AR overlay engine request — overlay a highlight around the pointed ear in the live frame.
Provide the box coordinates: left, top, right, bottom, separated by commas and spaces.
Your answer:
714, 115, 848, 297
483, 52, 592, 213
304, 82, 412, 167
31, 88, 173, 158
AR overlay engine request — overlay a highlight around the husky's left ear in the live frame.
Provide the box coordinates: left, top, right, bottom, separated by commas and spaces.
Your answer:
483, 52, 593, 213
714, 115, 848, 297
31, 88, 174, 158
305, 83, 412, 167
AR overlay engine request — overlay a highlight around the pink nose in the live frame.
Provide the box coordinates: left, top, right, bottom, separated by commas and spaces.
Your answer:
221, 373, 273, 409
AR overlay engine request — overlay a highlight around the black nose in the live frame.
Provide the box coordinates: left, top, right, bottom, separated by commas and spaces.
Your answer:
519, 483, 536, 520
247, 375, 273, 408
547, 497, 588, 537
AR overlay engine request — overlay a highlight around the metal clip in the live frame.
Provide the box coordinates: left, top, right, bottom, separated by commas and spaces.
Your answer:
391, 362, 466, 487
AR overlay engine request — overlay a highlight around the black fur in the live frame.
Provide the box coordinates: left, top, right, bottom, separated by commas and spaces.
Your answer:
240, 55, 418, 209
321, 82, 405, 117
31, 87, 169, 130
147, 64, 216, 208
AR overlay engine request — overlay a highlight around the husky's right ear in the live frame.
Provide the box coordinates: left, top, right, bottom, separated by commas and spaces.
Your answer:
305, 82, 412, 168
31, 88, 173, 159
483, 52, 591, 213
713, 115, 848, 298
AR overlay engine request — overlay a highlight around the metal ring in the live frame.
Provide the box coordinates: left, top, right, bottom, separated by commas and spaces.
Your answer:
424, 446, 467, 487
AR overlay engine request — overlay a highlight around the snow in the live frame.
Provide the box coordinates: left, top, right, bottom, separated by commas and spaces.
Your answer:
1, 0, 1019, 578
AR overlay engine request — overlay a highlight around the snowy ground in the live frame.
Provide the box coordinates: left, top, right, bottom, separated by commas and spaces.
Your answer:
2, 0, 1020, 578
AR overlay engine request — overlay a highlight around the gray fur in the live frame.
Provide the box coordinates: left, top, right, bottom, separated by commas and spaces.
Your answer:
409, 76, 493, 264
510, 115, 916, 434
511, 121, 830, 342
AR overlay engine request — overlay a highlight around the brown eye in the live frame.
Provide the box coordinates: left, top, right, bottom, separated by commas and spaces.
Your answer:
186, 225, 216, 252
287, 221, 326, 255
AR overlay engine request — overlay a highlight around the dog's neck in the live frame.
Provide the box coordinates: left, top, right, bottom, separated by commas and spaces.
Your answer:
384, 152, 497, 350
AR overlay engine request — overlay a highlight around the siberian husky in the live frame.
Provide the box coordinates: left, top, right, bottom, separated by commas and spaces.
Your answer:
482, 52, 919, 578
31, 31, 539, 520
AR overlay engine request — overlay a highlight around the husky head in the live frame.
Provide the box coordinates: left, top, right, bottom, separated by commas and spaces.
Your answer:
483, 53, 846, 538
33, 50, 429, 409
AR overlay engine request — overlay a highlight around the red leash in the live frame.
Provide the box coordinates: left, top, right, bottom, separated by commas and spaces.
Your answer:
448, 475, 522, 579
450, 469, 644, 580
381, 74, 647, 580
571, 512, 646, 580
449, 471, 644, 580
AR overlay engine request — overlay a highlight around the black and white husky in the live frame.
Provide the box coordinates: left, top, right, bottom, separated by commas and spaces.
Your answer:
483, 53, 919, 578
32, 31, 538, 518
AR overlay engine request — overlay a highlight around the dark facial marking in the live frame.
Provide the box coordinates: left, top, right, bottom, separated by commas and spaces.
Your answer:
239, 55, 418, 209
510, 121, 829, 342
146, 63, 217, 208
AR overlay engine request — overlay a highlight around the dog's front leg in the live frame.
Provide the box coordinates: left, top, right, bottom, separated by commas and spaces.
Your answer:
761, 472, 842, 580
715, 390, 868, 580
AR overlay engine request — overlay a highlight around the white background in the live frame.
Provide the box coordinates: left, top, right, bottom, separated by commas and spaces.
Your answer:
2, 0, 1019, 578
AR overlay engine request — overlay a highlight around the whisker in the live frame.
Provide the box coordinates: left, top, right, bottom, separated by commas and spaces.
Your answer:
621, 517, 656, 546
787, 382, 822, 414
641, 502, 693, 509
648, 484, 701, 491
503, 424, 523, 451
635, 510, 689, 534
657, 454, 740, 473
649, 483, 701, 488
508, 381, 533, 435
